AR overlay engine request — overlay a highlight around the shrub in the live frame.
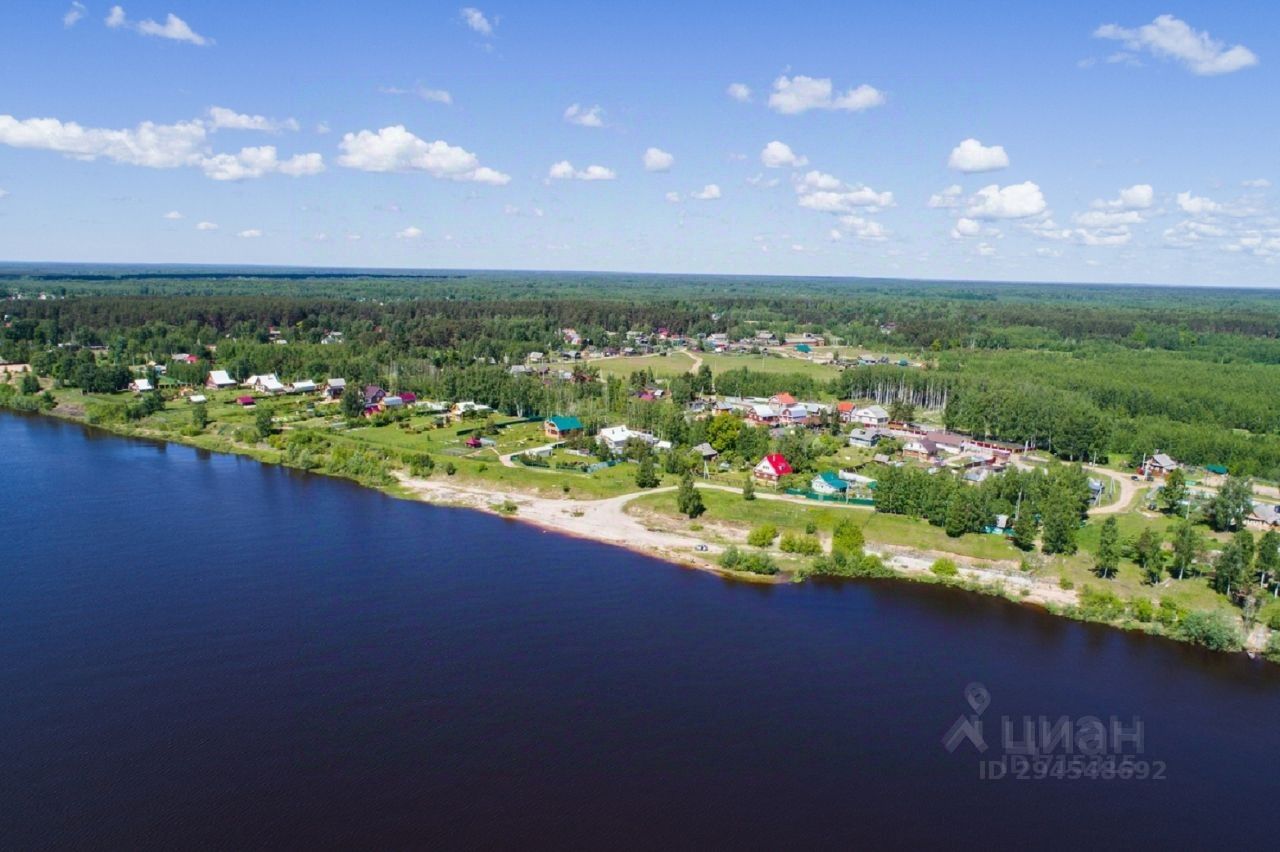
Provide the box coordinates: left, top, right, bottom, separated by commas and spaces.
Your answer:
1131, 598, 1155, 623
808, 551, 894, 579
1078, 586, 1125, 622
1175, 610, 1243, 652
1059, 577, 1075, 591
831, 517, 865, 557
780, 532, 822, 555
747, 523, 779, 548
405, 452, 435, 477
445, 461, 457, 476
719, 546, 779, 575
804, 520, 817, 535
930, 558, 959, 578
1265, 633, 1280, 665
1156, 599, 1185, 627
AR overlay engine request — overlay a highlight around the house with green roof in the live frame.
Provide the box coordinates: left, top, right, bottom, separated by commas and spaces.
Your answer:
811, 471, 849, 496
544, 415, 584, 439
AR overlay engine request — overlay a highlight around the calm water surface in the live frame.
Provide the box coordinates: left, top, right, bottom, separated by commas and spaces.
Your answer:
2, 412, 1279, 850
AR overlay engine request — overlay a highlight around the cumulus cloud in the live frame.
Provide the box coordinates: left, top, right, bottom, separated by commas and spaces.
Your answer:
106, 7, 211, 46
200, 147, 324, 180
795, 170, 893, 213
1176, 190, 1221, 215
563, 104, 605, 128
1092, 183, 1154, 211
727, 83, 752, 103
964, 181, 1048, 219
396, 226, 423, 239
927, 184, 964, 208
63, 2, 86, 27
691, 184, 721, 200
337, 125, 509, 184
0, 112, 325, 180
207, 106, 300, 133
460, 7, 494, 36
951, 217, 981, 238
236, 229, 262, 238
642, 147, 674, 172
767, 75, 885, 115
1094, 15, 1257, 75
195, 221, 218, 231
162, 210, 183, 219
665, 191, 681, 203
760, 140, 807, 168
0, 188, 8, 199
947, 138, 1009, 173
835, 215, 889, 242
547, 160, 616, 181
1242, 178, 1271, 188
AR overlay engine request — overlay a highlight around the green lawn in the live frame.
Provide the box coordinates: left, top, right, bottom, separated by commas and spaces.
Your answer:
697, 352, 843, 381
593, 351, 696, 379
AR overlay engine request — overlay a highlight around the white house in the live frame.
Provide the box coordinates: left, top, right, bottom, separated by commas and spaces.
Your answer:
598, 425, 660, 454
853, 405, 889, 427
245, 374, 286, 394
290, 380, 318, 394
323, 377, 346, 398
206, 370, 236, 389
188, 394, 207, 404
129, 378, 154, 393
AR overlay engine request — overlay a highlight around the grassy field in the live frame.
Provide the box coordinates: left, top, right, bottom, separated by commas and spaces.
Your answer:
697, 352, 844, 381
592, 351, 697, 379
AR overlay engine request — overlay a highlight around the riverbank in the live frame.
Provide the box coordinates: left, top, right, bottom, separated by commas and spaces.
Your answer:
5, 401, 1274, 659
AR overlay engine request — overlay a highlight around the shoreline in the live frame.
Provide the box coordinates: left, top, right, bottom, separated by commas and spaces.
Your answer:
6, 405, 1272, 659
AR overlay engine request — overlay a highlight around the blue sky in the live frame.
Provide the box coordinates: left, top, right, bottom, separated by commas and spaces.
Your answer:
1, 1, 1277, 285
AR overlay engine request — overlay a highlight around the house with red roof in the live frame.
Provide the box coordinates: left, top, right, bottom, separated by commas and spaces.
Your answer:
770, 392, 797, 406
753, 453, 793, 485
836, 401, 856, 423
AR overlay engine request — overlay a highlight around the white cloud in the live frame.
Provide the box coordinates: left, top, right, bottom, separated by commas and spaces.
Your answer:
1094, 15, 1257, 75
643, 147, 674, 172
200, 147, 324, 180
460, 7, 494, 36
976, 242, 997, 257
381, 85, 452, 105
547, 160, 616, 181
746, 173, 780, 188
795, 171, 893, 212
1073, 209, 1143, 228
236, 229, 262, 238
835, 215, 888, 241
195, 221, 218, 231
207, 106, 299, 133
727, 83, 752, 103
947, 138, 1009, 173
315, 122, 331, 135
162, 210, 183, 220
337, 125, 509, 184
1092, 183, 1154, 211
396, 226, 423, 239
1176, 190, 1221, 215
563, 104, 605, 128
665, 191, 681, 203
63, 2, 86, 27
0, 112, 327, 181
106, 7, 210, 46
927, 185, 964, 208
691, 184, 721, 200
964, 181, 1048, 219
760, 140, 807, 168
767, 75, 885, 115
951, 217, 981, 238
0, 188, 8, 199
1242, 178, 1271, 188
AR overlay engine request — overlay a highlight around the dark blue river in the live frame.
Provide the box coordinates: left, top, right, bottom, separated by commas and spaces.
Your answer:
2, 411, 1279, 849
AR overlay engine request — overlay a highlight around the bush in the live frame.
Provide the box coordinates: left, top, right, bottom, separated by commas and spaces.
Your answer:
780, 532, 822, 555
1156, 599, 1184, 627
1263, 606, 1280, 631
1175, 610, 1243, 652
1131, 598, 1155, 623
1059, 577, 1075, 591
719, 546, 779, 575
808, 551, 895, 579
1265, 633, 1280, 665
405, 452, 435, 477
804, 520, 817, 535
831, 517, 865, 557
445, 461, 457, 476
1078, 586, 1125, 622
930, 558, 959, 578
747, 523, 779, 548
